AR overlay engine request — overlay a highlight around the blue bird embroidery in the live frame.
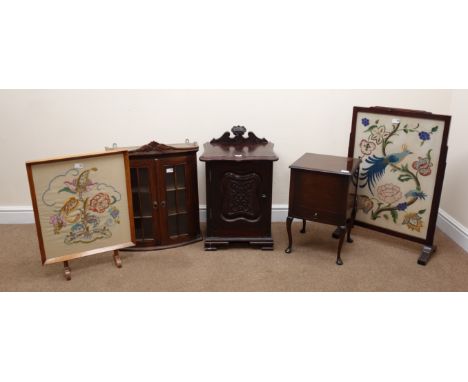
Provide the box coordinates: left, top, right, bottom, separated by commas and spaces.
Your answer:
405, 189, 427, 200
360, 145, 413, 194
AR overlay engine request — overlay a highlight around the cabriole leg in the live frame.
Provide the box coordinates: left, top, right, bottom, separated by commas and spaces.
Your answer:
346, 220, 354, 243
300, 219, 306, 234
285, 216, 293, 254
332, 226, 343, 239
336, 225, 346, 265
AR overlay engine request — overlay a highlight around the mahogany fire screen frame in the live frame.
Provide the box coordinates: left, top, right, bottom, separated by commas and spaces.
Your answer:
347, 106, 451, 265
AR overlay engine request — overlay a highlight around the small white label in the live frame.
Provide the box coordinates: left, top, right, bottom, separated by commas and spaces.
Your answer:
166, 168, 174, 173
234, 154, 243, 157
340, 169, 350, 173
74, 163, 84, 169
392, 118, 400, 124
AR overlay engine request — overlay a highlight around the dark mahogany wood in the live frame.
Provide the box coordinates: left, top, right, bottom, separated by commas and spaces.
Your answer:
347, 106, 451, 265
120, 141, 202, 251
200, 126, 278, 250
285, 153, 360, 265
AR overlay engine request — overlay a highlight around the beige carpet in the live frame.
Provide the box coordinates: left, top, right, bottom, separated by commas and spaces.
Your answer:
0, 222, 467, 291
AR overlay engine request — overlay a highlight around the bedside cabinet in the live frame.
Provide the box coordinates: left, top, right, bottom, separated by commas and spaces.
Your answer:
200, 126, 279, 250
285, 153, 360, 265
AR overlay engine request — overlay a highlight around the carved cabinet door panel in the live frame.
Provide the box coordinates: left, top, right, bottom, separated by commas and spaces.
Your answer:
221, 172, 262, 221
207, 161, 273, 238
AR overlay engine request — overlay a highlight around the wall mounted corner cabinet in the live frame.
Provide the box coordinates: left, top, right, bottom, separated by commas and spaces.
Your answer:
200, 126, 279, 251
122, 141, 202, 250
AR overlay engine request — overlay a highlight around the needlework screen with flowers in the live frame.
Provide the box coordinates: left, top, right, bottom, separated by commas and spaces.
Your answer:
350, 108, 449, 241
28, 151, 134, 263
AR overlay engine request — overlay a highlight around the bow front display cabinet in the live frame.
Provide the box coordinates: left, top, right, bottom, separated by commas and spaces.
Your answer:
110, 141, 202, 250
200, 126, 278, 250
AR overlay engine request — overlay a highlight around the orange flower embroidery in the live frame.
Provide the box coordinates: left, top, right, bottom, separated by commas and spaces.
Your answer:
402, 212, 423, 232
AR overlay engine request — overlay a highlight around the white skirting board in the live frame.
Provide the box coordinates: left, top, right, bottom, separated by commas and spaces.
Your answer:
436, 209, 468, 252
1, 205, 467, 252
0, 206, 34, 224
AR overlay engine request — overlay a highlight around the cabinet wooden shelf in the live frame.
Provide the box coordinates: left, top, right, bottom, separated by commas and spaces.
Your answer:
114, 140, 202, 251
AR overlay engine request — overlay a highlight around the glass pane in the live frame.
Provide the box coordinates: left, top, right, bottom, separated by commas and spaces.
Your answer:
138, 168, 150, 193
176, 189, 186, 212
130, 168, 138, 192
132, 192, 141, 217
143, 218, 153, 240
177, 213, 188, 235
168, 215, 178, 236
166, 190, 176, 214
140, 194, 152, 217
165, 167, 175, 189
176, 165, 185, 189
134, 218, 143, 240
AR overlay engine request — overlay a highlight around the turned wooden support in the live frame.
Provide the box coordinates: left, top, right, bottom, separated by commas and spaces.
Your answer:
113, 250, 122, 268
63, 261, 71, 281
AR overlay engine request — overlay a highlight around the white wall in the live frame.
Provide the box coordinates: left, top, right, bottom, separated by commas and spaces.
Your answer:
440, 90, 468, 228
0, 89, 453, 210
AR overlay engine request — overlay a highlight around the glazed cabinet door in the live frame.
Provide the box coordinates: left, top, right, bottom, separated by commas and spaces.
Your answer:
207, 161, 273, 238
130, 160, 160, 247
156, 156, 198, 245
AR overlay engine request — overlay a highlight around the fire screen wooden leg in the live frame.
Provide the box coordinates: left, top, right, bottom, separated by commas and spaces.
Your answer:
113, 250, 122, 268
63, 261, 71, 281
418, 245, 437, 266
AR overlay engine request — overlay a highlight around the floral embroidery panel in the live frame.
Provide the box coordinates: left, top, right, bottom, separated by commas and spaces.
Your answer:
31, 154, 132, 260
353, 112, 445, 239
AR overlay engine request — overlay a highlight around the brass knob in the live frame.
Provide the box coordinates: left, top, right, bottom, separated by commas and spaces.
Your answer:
161, 201, 166, 208
153, 201, 158, 209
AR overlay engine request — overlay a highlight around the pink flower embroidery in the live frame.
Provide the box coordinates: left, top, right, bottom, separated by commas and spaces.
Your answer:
376, 183, 402, 204
412, 157, 433, 176
359, 139, 376, 155
89, 193, 111, 213
64, 178, 95, 193
50, 214, 65, 234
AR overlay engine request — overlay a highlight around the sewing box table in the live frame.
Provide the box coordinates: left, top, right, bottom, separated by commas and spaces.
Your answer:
285, 153, 360, 265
